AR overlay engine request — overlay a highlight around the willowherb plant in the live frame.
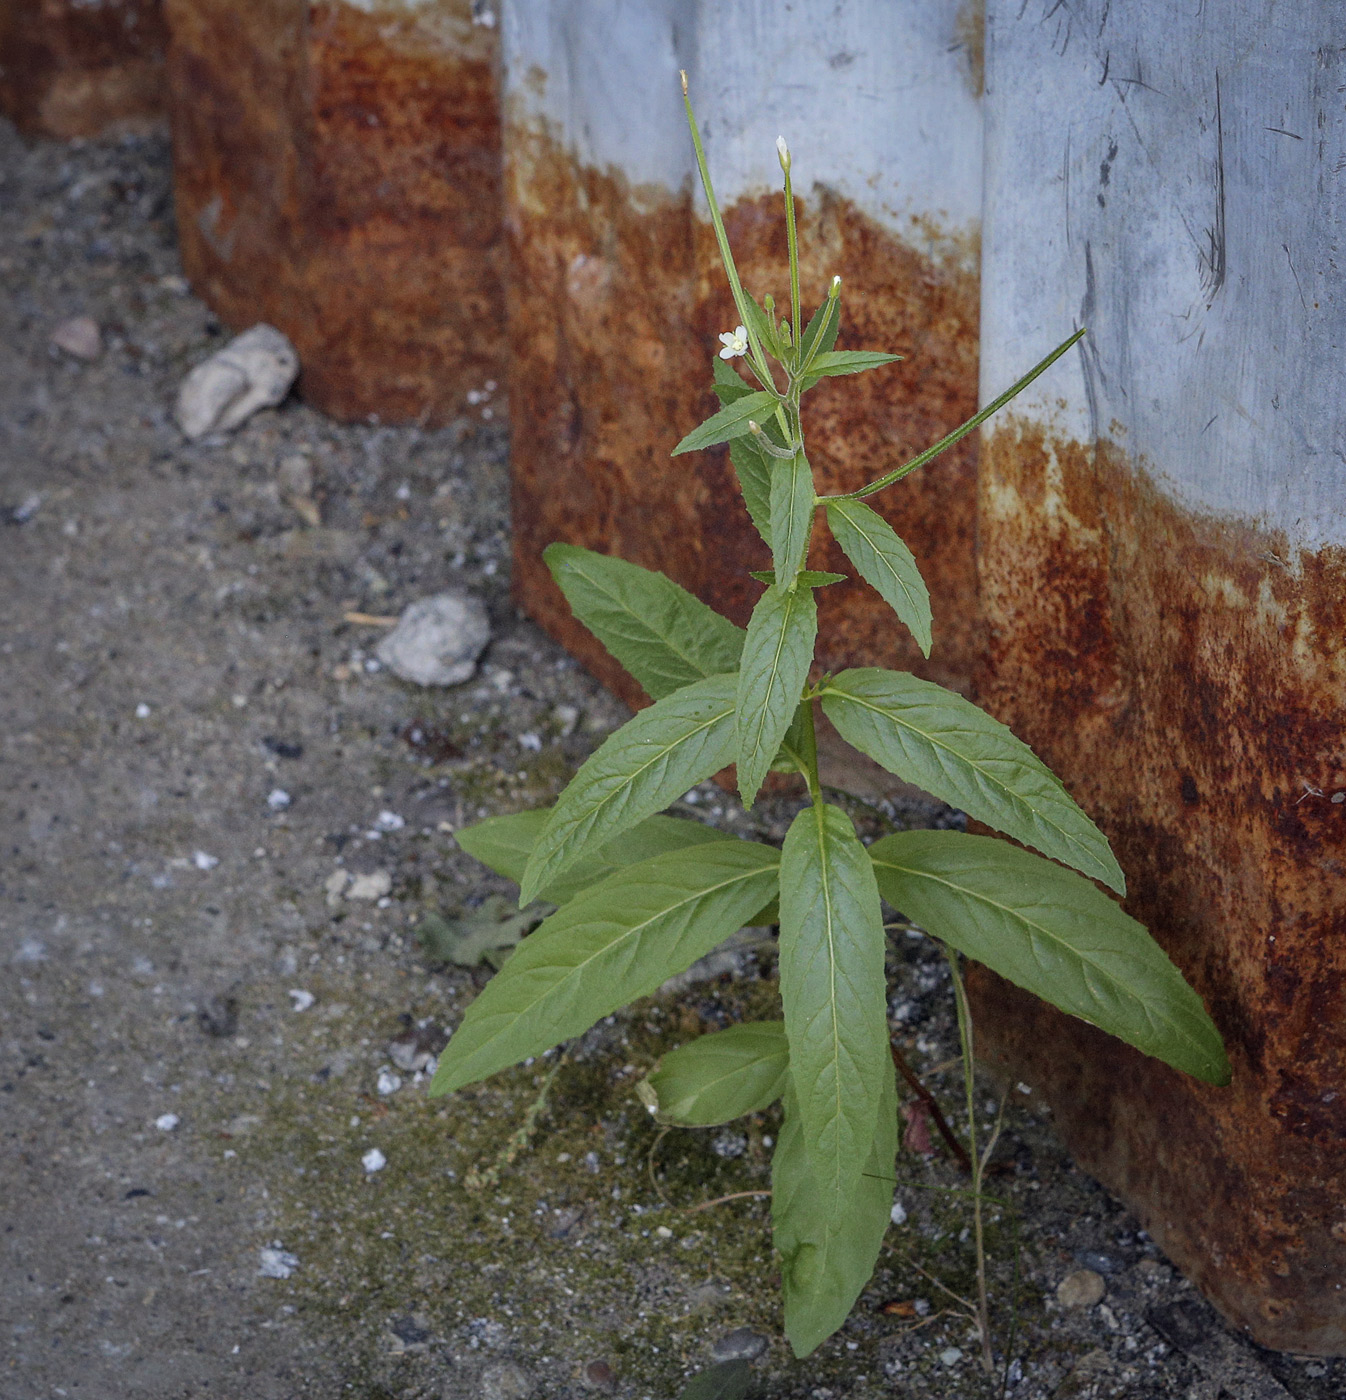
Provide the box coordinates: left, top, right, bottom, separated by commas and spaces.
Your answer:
430, 80, 1230, 1362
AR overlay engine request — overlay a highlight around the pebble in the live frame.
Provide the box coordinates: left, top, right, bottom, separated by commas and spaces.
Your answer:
154, 1113, 180, 1132
288, 989, 315, 1012
175, 323, 299, 440
710, 1327, 768, 1363
347, 870, 392, 901
376, 591, 491, 687
193, 850, 219, 871
50, 315, 102, 360
257, 1245, 299, 1279
362, 1147, 387, 1174
710, 1130, 747, 1159
324, 869, 351, 905
373, 809, 405, 831
135, 702, 152, 719
267, 788, 291, 810
939, 1347, 964, 1366
581, 1358, 616, 1393
376, 1068, 402, 1096
890, 1200, 908, 1226
477, 1360, 535, 1399
1057, 1268, 1106, 1309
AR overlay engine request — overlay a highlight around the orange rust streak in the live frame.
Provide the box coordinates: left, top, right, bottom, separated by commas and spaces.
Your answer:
507, 127, 983, 709
972, 419, 1346, 1353
0, 0, 166, 138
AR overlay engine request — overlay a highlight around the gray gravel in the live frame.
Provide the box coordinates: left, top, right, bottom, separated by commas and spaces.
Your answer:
2, 118, 1342, 1400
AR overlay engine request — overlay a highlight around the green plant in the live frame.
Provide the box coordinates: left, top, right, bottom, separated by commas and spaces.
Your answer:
429, 81, 1230, 1365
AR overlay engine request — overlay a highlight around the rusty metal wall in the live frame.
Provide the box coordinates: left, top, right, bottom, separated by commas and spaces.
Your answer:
0, 0, 166, 138
973, 0, 1346, 1353
163, 0, 507, 425
502, 0, 987, 708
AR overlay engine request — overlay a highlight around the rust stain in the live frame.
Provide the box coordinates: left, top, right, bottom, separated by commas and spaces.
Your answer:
0, 0, 166, 138
507, 120, 983, 710
165, 0, 505, 425
970, 419, 1346, 1353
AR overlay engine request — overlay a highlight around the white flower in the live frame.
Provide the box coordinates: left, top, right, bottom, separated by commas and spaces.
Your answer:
718, 325, 749, 360
776, 135, 791, 171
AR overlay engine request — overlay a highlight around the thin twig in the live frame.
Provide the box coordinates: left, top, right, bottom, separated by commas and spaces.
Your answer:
646, 1125, 673, 1209
686, 1189, 771, 1214
343, 611, 398, 626
891, 1038, 972, 1174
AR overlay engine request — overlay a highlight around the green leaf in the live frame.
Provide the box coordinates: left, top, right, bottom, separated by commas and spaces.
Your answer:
824, 500, 932, 657
778, 803, 889, 1227
641, 1021, 789, 1126
416, 895, 544, 968
798, 295, 840, 368
430, 841, 782, 1094
729, 436, 774, 547
868, 830, 1230, 1085
711, 355, 754, 402
735, 585, 817, 807
544, 543, 745, 701
749, 569, 845, 588
676, 1360, 750, 1400
519, 674, 739, 905
773, 1065, 896, 1356
673, 390, 778, 456
803, 350, 902, 379
742, 289, 783, 359
770, 453, 816, 587
457, 808, 737, 904
820, 668, 1126, 894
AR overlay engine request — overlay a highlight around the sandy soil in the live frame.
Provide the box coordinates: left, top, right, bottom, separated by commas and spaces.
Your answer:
1, 120, 1339, 1400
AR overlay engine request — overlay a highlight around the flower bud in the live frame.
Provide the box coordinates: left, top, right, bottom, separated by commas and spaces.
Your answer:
776, 135, 791, 173
829, 274, 842, 298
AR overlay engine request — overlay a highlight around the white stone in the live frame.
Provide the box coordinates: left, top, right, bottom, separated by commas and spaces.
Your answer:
375, 591, 491, 687
288, 989, 315, 1012
347, 870, 392, 902
192, 850, 219, 871
376, 1068, 402, 1096
175, 324, 299, 441
258, 1246, 299, 1279
267, 788, 291, 810
155, 1113, 180, 1131
890, 1200, 908, 1226
50, 315, 102, 361
362, 1147, 387, 1174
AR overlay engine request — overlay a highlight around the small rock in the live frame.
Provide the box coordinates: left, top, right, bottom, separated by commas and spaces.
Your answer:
258, 1245, 299, 1279
288, 989, 315, 1012
385, 1313, 432, 1354
710, 1130, 747, 1159
347, 870, 392, 901
711, 1327, 768, 1363
890, 1200, 908, 1226
193, 850, 219, 871
175, 323, 299, 440
1057, 1268, 1106, 1309
1075, 1249, 1121, 1274
376, 591, 491, 687
939, 1347, 964, 1367
135, 702, 152, 719
376, 1068, 402, 1096
325, 869, 351, 906
8, 492, 42, 525
362, 1147, 387, 1174
373, 809, 405, 831
50, 315, 102, 360
267, 788, 291, 810
389, 1025, 446, 1073
478, 1360, 535, 1400
581, 1359, 616, 1393
154, 1113, 180, 1132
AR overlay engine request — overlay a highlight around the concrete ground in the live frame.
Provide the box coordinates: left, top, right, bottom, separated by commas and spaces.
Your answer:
2, 120, 1340, 1400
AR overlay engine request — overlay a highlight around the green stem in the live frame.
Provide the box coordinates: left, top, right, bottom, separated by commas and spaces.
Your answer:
797, 697, 823, 806
830, 329, 1086, 502
681, 76, 775, 387
783, 163, 802, 367
945, 947, 994, 1376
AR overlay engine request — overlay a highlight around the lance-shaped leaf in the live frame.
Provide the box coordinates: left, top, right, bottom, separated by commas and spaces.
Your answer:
735, 584, 817, 807
676, 1360, 750, 1400
457, 808, 737, 905
673, 390, 778, 456
520, 674, 738, 905
544, 543, 744, 700
641, 1021, 789, 1127
778, 803, 889, 1226
711, 354, 754, 403
820, 668, 1125, 894
729, 436, 773, 547
431, 840, 782, 1094
798, 294, 840, 369
868, 830, 1230, 1085
824, 499, 932, 657
804, 350, 902, 379
770, 453, 816, 587
773, 1065, 896, 1356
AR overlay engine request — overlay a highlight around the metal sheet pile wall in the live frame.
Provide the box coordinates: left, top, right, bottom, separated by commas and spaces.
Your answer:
973, 0, 1346, 1353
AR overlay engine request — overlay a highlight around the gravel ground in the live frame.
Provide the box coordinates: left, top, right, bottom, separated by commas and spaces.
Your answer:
2, 120, 1341, 1400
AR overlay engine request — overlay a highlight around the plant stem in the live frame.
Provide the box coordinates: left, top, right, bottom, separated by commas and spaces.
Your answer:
796, 697, 823, 806
782, 161, 802, 366
889, 1038, 972, 1175
945, 947, 994, 1375
830, 328, 1086, 502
